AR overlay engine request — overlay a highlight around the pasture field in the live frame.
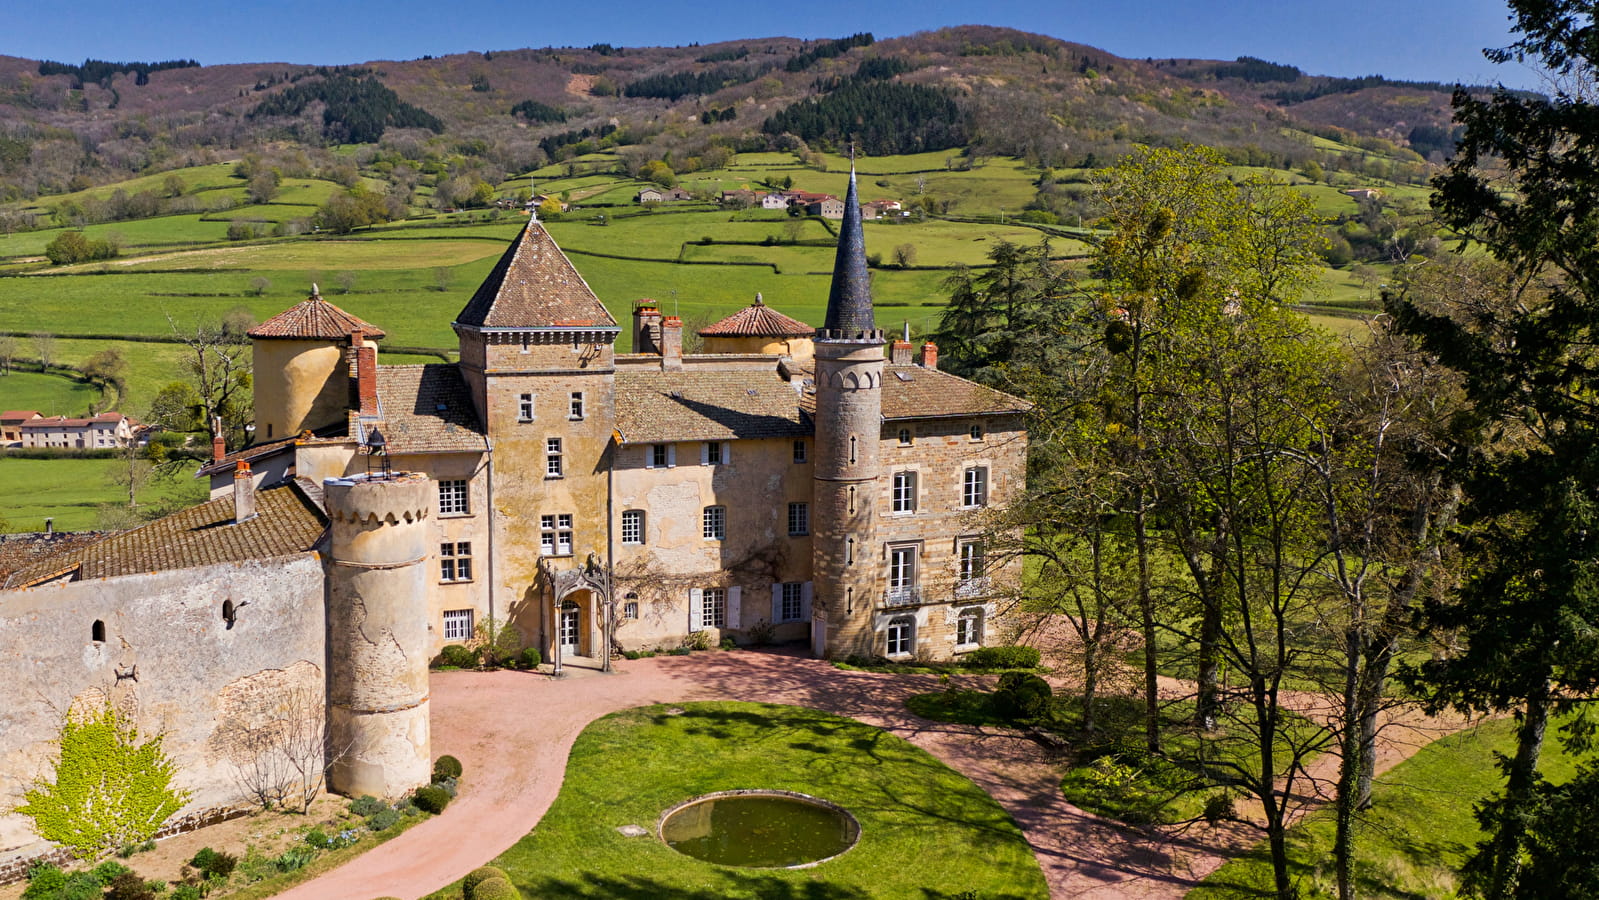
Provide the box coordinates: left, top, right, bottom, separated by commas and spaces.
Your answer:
9, 163, 243, 214
0, 457, 208, 533
0, 371, 102, 417
0, 214, 235, 259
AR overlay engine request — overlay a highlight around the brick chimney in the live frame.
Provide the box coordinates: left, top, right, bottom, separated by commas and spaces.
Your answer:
660, 316, 684, 371
212, 432, 226, 462
890, 340, 913, 365
918, 341, 939, 370
233, 459, 256, 524
633, 302, 663, 355
353, 331, 379, 416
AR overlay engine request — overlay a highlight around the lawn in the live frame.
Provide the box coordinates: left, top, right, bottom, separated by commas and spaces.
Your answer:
0, 214, 235, 259
0, 457, 207, 533
1191, 716, 1588, 899
0, 370, 103, 417
428, 701, 1047, 900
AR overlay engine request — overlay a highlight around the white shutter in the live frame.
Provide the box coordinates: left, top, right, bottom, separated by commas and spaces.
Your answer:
700, 442, 710, 466
801, 581, 814, 620
688, 588, 704, 632
771, 583, 784, 624
722, 441, 732, 465
728, 586, 742, 629
667, 444, 677, 467
645, 446, 655, 468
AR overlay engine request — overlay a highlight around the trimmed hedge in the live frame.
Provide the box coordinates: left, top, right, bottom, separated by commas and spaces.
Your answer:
435, 644, 478, 668
471, 877, 521, 900
963, 645, 1040, 669
993, 672, 1052, 721
413, 784, 450, 814
432, 754, 463, 780
463, 866, 510, 899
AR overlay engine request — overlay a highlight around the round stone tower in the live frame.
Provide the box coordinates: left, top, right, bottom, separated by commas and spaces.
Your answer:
324, 472, 432, 800
812, 166, 886, 659
248, 288, 385, 442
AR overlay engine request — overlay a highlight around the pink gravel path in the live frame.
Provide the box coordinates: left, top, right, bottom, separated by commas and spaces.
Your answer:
275, 648, 1459, 900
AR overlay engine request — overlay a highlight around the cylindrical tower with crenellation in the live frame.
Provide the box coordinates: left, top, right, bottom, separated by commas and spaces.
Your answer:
324, 471, 432, 800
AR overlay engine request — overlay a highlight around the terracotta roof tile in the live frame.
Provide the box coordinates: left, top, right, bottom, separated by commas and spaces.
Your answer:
248, 293, 386, 341
194, 426, 348, 478
4, 482, 326, 588
698, 298, 814, 338
0, 532, 107, 582
454, 221, 617, 330
367, 365, 486, 455
1, 411, 42, 422
616, 368, 809, 443
880, 365, 1031, 419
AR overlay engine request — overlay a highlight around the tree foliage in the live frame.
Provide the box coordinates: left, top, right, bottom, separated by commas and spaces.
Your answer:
249, 73, 442, 143
762, 81, 966, 155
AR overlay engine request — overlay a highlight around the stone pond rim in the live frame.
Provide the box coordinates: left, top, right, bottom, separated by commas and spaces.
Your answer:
656, 789, 862, 870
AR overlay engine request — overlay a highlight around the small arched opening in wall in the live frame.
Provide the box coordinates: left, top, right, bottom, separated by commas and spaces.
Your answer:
91, 620, 106, 643
222, 599, 236, 629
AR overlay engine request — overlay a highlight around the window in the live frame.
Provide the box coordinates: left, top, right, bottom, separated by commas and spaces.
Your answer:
569, 391, 585, 420
891, 471, 917, 514
621, 509, 644, 545
701, 587, 726, 628
546, 437, 563, 478
440, 542, 473, 582
888, 545, 918, 603
787, 502, 809, 537
780, 582, 804, 622
91, 620, 105, 643
438, 479, 469, 515
886, 616, 914, 656
792, 440, 807, 463
963, 467, 989, 508
623, 594, 640, 619
443, 609, 474, 641
518, 393, 535, 422
959, 540, 985, 583
703, 505, 726, 540
702, 441, 729, 465
898, 428, 912, 446
541, 514, 573, 556
969, 423, 984, 440
956, 607, 984, 647
649, 444, 675, 468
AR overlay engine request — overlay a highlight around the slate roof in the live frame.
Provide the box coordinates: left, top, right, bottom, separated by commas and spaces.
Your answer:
698, 298, 814, 338
369, 365, 486, 455
615, 368, 809, 443
454, 220, 617, 330
5, 481, 327, 588
248, 293, 386, 341
821, 169, 877, 337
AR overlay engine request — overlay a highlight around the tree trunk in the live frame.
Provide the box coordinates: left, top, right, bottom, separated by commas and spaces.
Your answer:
1196, 589, 1221, 730
1134, 494, 1160, 754
1334, 626, 1364, 900
1486, 683, 1551, 900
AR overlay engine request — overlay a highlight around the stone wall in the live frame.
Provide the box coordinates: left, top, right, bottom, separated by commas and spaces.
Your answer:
0, 553, 326, 855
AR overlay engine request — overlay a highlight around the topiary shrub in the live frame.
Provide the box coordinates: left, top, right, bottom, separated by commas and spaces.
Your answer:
471, 876, 521, 900
366, 808, 400, 832
518, 647, 541, 669
432, 754, 463, 781
435, 644, 478, 669
413, 784, 450, 814
348, 795, 388, 817
963, 645, 1041, 669
463, 866, 510, 899
189, 847, 237, 880
993, 672, 1052, 721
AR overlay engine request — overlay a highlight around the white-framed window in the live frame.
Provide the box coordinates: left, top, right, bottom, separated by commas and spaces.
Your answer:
443, 609, 474, 642
780, 582, 804, 622
892, 471, 917, 514
956, 607, 984, 647
623, 594, 639, 619
792, 440, 807, 463
787, 502, 809, 536
886, 616, 914, 656
518, 393, 535, 422
540, 514, 574, 556
440, 542, 473, 582
959, 539, 985, 583
438, 479, 469, 515
701, 587, 726, 628
963, 466, 989, 508
888, 545, 918, 603
703, 505, 726, 540
969, 423, 984, 441
648, 443, 675, 468
702, 441, 729, 466
546, 437, 563, 478
621, 509, 644, 545
569, 391, 585, 420
898, 428, 912, 446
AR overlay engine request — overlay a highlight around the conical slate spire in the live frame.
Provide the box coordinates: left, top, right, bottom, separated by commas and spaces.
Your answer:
820, 165, 879, 339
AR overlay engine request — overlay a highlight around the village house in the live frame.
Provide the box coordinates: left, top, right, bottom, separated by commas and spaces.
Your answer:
17, 412, 141, 449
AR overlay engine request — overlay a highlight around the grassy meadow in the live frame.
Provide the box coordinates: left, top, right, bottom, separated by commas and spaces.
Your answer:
0, 370, 103, 417
0, 457, 207, 532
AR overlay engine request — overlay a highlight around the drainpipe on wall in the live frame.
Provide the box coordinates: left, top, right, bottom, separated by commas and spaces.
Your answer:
604, 439, 615, 673
482, 437, 496, 649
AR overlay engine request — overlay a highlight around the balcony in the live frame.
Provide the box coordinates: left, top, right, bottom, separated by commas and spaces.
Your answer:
882, 586, 924, 607
955, 576, 992, 599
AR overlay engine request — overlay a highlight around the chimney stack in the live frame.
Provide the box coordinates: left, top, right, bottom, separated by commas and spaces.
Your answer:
660, 316, 684, 371
890, 339, 913, 365
353, 330, 379, 416
233, 459, 256, 524
212, 432, 226, 462
633, 302, 663, 355
918, 341, 939, 370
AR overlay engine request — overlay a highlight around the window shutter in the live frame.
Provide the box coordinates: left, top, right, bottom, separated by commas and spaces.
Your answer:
700, 442, 710, 466
645, 446, 654, 468
727, 586, 741, 629
801, 581, 813, 620
688, 588, 704, 632
667, 444, 676, 467
722, 441, 732, 465
771, 583, 784, 623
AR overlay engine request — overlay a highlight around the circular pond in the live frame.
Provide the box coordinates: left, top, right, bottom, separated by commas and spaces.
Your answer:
659, 790, 860, 868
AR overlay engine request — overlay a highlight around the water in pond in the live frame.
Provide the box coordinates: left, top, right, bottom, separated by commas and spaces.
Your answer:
661, 793, 859, 868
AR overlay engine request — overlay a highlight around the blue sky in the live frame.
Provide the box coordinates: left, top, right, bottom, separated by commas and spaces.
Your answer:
2, 0, 1542, 89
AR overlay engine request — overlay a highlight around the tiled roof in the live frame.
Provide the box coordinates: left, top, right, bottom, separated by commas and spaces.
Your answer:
0, 532, 106, 582
880, 365, 1031, 419
194, 426, 348, 478
615, 368, 810, 443
369, 365, 486, 455
1, 410, 42, 422
698, 298, 814, 338
20, 413, 137, 428
454, 221, 617, 330
248, 293, 386, 341
5, 481, 327, 588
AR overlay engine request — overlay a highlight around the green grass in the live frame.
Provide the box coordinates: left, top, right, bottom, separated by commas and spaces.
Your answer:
0, 214, 235, 259
0, 457, 208, 532
10, 163, 242, 213
0, 370, 103, 417
1192, 717, 1589, 900
429, 701, 1047, 900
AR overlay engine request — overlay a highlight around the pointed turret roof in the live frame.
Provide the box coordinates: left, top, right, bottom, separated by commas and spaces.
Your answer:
248, 290, 385, 341
454, 219, 617, 329
820, 165, 878, 340
698, 294, 814, 338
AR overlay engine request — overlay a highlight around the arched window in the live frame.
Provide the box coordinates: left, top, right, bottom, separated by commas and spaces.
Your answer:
969, 423, 984, 441
956, 607, 983, 647
898, 428, 912, 446
222, 599, 236, 628
886, 616, 914, 657
623, 592, 639, 619
91, 620, 105, 643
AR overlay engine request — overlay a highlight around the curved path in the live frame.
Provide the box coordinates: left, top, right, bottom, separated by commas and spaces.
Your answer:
276, 649, 1455, 900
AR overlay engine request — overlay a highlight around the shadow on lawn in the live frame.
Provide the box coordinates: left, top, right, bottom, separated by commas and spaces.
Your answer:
514, 871, 1038, 900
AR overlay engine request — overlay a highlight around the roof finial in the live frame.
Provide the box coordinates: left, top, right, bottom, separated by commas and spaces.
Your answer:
529, 169, 539, 223
311, 282, 320, 298
754, 292, 764, 306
